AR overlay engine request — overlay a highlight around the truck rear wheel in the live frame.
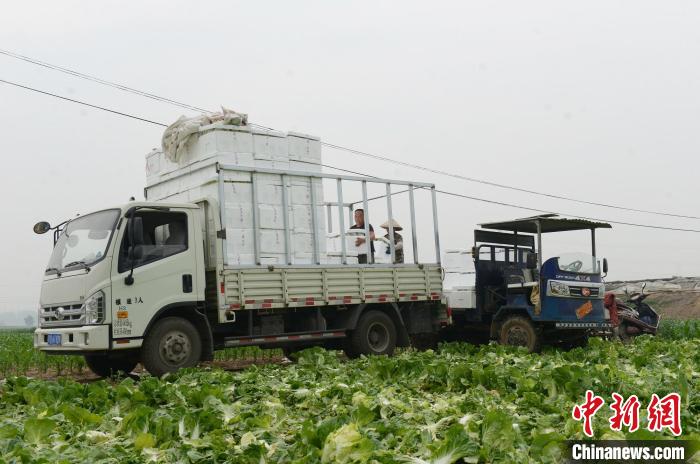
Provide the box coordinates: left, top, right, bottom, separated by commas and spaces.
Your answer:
142, 317, 202, 376
499, 316, 541, 352
84, 352, 139, 378
348, 310, 397, 357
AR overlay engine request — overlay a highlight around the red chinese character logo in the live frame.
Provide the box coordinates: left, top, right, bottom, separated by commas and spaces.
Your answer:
609, 393, 641, 432
572, 390, 605, 437
647, 393, 682, 436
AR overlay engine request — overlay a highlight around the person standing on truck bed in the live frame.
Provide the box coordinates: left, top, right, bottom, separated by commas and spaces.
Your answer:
381, 219, 404, 264
350, 208, 375, 264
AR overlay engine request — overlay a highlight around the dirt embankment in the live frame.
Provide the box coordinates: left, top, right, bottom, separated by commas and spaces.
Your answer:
643, 293, 700, 320
606, 276, 700, 320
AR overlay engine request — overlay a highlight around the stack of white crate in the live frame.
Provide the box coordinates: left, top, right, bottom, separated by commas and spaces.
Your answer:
325, 231, 365, 264
442, 249, 476, 309
145, 122, 326, 266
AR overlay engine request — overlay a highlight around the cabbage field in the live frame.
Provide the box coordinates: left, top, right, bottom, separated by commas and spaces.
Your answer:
0, 323, 698, 463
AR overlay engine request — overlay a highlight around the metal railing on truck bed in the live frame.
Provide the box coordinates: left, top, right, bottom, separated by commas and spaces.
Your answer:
212, 164, 444, 322
215, 163, 441, 267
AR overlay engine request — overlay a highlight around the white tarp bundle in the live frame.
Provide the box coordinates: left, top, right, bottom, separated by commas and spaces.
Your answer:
162, 107, 248, 163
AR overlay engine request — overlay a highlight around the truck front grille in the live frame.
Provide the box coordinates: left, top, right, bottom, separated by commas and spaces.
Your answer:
569, 287, 601, 298
40, 303, 84, 327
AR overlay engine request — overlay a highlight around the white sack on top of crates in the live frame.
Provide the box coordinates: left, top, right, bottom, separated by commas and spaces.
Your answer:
162, 107, 248, 163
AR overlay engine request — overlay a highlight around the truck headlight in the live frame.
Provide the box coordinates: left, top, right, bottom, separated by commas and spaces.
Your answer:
549, 281, 570, 296
83, 290, 105, 324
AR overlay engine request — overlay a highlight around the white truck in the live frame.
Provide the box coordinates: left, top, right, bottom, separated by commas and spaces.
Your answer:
32, 121, 447, 377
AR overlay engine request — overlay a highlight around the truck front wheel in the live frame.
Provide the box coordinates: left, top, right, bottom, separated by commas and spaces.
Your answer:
499, 316, 541, 352
84, 352, 139, 378
142, 317, 202, 376
348, 310, 397, 357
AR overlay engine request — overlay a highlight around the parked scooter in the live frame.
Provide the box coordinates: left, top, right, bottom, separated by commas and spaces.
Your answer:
604, 283, 660, 341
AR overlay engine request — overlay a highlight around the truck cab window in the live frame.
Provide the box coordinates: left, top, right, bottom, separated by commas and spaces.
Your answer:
118, 212, 188, 273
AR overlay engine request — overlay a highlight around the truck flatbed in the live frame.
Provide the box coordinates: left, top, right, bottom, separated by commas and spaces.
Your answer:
217, 265, 442, 312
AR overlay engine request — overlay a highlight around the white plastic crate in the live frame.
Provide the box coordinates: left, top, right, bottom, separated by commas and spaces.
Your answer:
443, 249, 473, 272
226, 229, 255, 256
291, 233, 314, 254
290, 160, 322, 173
373, 237, 394, 264
290, 204, 325, 232
326, 231, 370, 255
258, 204, 286, 230
252, 129, 287, 160
259, 254, 286, 265
443, 271, 475, 290
225, 181, 253, 204
323, 255, 359, 265
287, 132, 321, 163
256, 183, 284, 205
289, 179, 323, 205
194, 127, 254, 159
444, 289, 476, 309
225, 204, 254, 229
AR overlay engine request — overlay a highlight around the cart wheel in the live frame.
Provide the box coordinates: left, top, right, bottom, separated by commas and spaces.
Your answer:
499, 316, 541, 352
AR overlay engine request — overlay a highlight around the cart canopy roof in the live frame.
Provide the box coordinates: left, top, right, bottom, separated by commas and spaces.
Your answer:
479, 214, 612, 234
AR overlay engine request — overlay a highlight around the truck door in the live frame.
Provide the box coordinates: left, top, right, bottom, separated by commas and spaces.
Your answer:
110, 209, 199, 344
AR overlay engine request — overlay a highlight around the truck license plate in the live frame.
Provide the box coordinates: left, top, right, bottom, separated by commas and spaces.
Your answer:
47, 334, 62, 345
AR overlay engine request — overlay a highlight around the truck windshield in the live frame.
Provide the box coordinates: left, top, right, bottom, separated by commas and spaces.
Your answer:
556, 252, 600, 274
46, 209, 120, 273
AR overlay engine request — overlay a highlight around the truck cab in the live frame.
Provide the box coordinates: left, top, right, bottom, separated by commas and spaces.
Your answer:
34, 202, 208, 377
465, 214, 612, 351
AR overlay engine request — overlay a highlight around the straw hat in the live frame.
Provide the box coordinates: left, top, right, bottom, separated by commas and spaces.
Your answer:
380, 219, 403, 231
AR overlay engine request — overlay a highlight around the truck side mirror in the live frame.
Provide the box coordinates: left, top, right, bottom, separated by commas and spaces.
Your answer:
526, 252, 538, 269
602, 258, 608, 276
33, 221, 51, 234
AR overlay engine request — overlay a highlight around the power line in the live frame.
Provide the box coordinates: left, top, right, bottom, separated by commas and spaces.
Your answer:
0, 78, 167, 127
0, 47, 274, 134
2, 47, 697, 221
308, 161, 700, 233
321, 142, 700, 221
435, 190, 700, 233
0, 48, 212, 114
3, 77, 700, 234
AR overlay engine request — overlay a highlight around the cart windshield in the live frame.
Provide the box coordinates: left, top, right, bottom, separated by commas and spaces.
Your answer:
556, 252, 600, 274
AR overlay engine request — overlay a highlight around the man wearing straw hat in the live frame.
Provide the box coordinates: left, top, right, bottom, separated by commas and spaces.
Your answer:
381, 219, 404, 264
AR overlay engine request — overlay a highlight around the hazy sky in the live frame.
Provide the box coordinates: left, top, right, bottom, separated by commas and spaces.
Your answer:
1, 1, 699, 313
